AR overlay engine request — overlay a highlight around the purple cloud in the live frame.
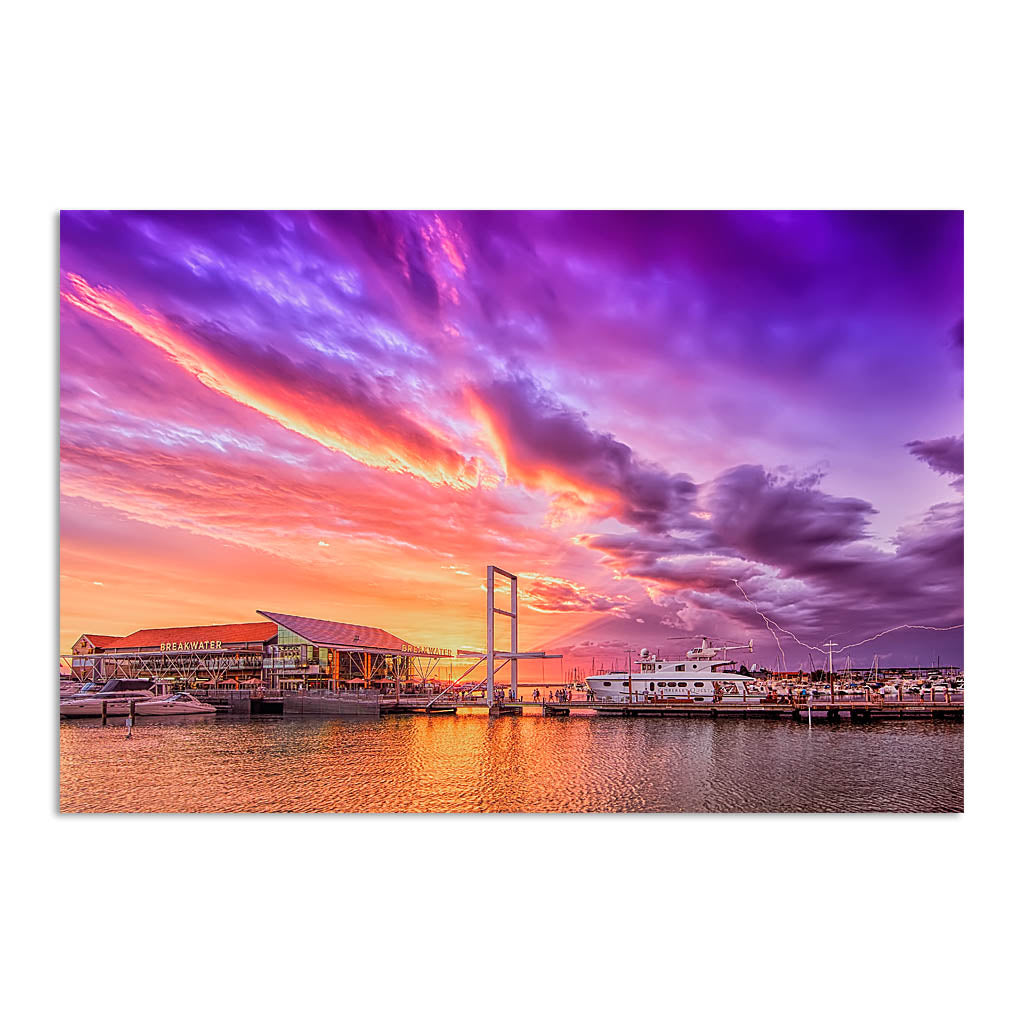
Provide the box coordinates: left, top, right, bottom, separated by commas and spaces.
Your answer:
471, 373, 698, 530
907, 435, 964, 480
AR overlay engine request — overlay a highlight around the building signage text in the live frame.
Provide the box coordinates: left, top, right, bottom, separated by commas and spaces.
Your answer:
160, 640, 223, 651
401, 644, 453, 658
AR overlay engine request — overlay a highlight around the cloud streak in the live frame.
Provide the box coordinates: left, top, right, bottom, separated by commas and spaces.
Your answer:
62, 272, 481, 488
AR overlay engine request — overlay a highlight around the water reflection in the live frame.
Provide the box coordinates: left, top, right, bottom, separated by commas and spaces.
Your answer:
59, 714, 963, 813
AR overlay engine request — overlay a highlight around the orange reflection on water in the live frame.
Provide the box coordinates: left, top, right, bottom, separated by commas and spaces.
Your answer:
60, 713, 963, 813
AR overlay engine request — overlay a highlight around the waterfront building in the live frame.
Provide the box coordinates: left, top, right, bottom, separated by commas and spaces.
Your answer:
69, 633, 125, 682
65, 611, 454, 691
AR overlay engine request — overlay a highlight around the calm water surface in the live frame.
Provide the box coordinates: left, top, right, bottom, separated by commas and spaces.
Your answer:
59, 712, 963, 813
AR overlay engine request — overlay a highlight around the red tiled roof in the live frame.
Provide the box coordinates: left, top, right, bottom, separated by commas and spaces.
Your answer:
257, 610, 412, 652
81, 634, 124, 648
106, 622, 278, 649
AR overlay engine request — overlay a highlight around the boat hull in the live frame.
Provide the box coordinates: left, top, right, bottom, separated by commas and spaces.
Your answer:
60, 696, 154, 717
133, 702, 217, 716
60, 697, 217, 717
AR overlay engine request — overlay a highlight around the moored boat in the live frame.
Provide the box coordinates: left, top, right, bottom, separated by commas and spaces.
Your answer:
60, 677, 159, 717
587, 637, 768, 705
59, 680, 217, 717
129, 692, 218, 716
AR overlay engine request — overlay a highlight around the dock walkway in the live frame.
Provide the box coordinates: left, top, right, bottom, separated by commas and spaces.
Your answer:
184, 688, 962, 723
380, 696, 962, 721
574, 699, 962, 720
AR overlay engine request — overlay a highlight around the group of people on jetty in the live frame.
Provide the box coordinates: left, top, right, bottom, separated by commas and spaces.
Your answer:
545, 687, 594, 703
485, 687, 593, 704
527, 687, 593, 704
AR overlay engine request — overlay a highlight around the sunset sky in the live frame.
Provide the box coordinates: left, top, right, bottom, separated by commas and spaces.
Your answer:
59, 211, 964, 674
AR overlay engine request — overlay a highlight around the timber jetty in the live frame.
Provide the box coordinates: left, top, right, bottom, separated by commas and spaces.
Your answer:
181, 687, 962, 723
542, 696, 962, 721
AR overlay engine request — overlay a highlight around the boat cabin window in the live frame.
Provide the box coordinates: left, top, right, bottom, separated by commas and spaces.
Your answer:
603, 681, 611, 687
675, 665, 685, 672
694, 681, 704, 687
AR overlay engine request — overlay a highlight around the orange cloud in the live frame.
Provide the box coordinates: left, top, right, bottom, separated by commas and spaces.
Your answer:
464, 388, 624, 511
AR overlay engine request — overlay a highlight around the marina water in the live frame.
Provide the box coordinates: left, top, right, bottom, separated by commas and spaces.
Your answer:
60, 711, 963, 813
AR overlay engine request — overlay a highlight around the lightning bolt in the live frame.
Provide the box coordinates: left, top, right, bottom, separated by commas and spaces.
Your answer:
835, 623, 963, 654
730, 579, 963, 666
731, 579, 791, 669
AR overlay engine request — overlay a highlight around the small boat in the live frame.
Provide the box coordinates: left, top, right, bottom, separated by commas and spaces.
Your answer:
129, 692, 218, 717
60, 681, 217, 718
60, 678, 159, 717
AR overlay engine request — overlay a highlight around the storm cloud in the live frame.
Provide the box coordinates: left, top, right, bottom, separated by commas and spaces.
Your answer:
471, 373, 698, 531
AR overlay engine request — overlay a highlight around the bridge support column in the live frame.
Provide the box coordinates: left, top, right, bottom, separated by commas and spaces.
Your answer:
486, 565, 518, 707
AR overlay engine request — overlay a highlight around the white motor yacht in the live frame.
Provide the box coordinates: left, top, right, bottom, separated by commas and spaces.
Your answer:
60, 680, 216, 718
60, 678, 159, 717
129, 692, 218, 716
587, 637, 768, 705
